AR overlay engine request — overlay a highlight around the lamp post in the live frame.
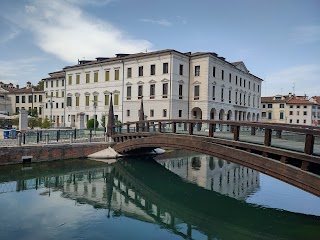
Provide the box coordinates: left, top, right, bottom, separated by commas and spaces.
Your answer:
93, 101, 97, 135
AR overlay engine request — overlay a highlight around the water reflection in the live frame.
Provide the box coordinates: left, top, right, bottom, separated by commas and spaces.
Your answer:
156, 154, 260, 200
0, 156, 320, 240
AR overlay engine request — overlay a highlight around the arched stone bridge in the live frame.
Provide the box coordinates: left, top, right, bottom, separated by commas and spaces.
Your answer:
109, 119, 320, 197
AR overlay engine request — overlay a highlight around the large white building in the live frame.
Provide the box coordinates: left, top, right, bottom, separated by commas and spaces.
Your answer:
43, 49, 263, 128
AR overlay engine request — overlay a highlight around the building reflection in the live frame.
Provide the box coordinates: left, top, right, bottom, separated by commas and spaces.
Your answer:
157, 154, 260, 200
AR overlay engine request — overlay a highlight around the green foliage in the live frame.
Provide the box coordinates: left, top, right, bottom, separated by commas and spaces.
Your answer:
41, 118, 51, 129
28, 108, 38, 117
28, 117, 42, 129
86, 118, 99, 129
100, 115, 106, 128
11, 117, 19, 126
115, 120, 122, 125
35, 80, 44, 91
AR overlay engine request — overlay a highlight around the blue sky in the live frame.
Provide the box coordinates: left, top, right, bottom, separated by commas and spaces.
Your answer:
0, 0, 319, 96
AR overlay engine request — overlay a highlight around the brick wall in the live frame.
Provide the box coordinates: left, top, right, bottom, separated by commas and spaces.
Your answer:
0, 143, 113, 165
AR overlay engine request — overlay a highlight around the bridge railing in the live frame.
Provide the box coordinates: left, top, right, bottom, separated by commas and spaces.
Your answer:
112, 119, 320, 156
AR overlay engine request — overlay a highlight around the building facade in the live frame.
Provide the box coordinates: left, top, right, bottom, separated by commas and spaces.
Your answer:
43, 49, 263, 128
261, 93, 320, 126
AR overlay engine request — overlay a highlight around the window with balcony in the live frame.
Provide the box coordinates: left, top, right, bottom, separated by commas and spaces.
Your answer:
194, 85, 200, 100
162, 83, 168, 98
150, 84, 155, 99
212, 86, 215, 100
127, 86, 131, 100
138, 85, 143, 99
179, 84, 183, 99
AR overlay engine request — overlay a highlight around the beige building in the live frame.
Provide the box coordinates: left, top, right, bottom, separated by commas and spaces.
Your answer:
43, 49, 263, 129
261, 95, 288, 123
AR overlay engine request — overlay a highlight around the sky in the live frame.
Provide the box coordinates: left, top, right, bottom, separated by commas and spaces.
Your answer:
0, 0, 319, 97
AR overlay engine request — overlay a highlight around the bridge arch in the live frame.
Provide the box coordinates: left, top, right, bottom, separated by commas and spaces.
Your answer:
113, 134, 320, 197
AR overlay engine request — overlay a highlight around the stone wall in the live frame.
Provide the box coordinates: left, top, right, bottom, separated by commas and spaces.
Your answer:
0, 142, 113, 165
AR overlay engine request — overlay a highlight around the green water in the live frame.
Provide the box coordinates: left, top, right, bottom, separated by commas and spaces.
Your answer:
0, 152, 319, 240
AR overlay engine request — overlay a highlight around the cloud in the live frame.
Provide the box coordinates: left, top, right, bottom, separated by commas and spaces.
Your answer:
0, 17, 20, 44
0, 57, 46, 84
291, 25, 320, 44
140, 18, 172, 27
17, 0, 151, 63
264, 64, 320, 96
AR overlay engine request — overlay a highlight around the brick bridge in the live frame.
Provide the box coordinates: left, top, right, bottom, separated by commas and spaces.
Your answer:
96, 94, 320, 197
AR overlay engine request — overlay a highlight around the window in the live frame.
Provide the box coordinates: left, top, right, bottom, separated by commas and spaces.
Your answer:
114, 69, 119, 80
86, 73, 90, 83
85, 96, 89, 106
253, 96, 255, 107
290, 105, 293, 108
303, 111, 307, 116
162, 83, 168, 98
105, 71, 110, 81
93, 95, 98, 106
114, 94, 119, 105
163, 109, 167, 117
150, 109, 154, 117
304, 119, 306, 124
105, 95, 109, 105
34, 95, 37, 103
138, 85, 143, 99
179, 84, 183, 99
22, 96, 25, 103
236, 76, 238, 85
76, 74, 80, 84
16, 107, 19, 113
51, 92, 53, 97
221, 70, 224, 80
229, 90, 231, 103
253, 83, 256, 91
68, 75, 72, 85
195, 66, 200, 76
213, 67, 216, 77
262, 112, 266, 117
127, 68, 132, 78
297, 105, 300, 108
94, 72, 99, 82
221, 88, 224, 102
303, 105, 307, 108
56, 80, 58, 87
67, 97, 72, 106
267, 104, 272, 108
268, 112, 272, 120
16, 96, 19, 103
239, 93, 242, 105
56, 91, 59, 97
212, 86, 215, 100
280, 103, 284, 108
139, 66, 143, 76
179, 110, 182, 117
150, 84, 155, 99
163, 63, 168, 74
45, 81, 48, 88
179, 64, 183, 75
61, 103, 64, 108
235, 92, 238, 104
150, 64, 155, 75
258, 85, 260, 92
243, 94, 246, 105
127, 86, 131, 100
76, 96, 80, 106
297, 119, 299, 124
244, 79, 246, 88
28, 95, 32, 103
289, 111, 293, 115
127, 110, 130, 117
39, 95, 42, 102
62, 80, 64, 87
194, 85, 200, 100
289, 119, 292, 123
248, 95, 250, 106
240, 78, 242, 87
263, 104, 265, 108
280, 112, 284, 119
297, 111, 300, 115
51, 81, 53, 87
229, 73, 231, 83
249, 81, 250, 89
62, 91, 64, 98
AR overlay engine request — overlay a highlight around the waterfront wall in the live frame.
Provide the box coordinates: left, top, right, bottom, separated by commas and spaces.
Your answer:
0, 143, 113, 165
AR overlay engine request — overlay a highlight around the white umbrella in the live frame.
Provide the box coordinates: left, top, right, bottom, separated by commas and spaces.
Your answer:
0, 113, 8, 119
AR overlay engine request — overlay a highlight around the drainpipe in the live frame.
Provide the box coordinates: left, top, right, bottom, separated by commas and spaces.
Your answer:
121, 60, 124, 124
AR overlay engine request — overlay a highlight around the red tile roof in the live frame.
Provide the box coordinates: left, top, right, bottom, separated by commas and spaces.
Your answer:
286, 99, 314, 105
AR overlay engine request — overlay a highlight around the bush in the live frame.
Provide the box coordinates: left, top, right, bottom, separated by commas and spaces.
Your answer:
41, 118, 51, 129
87, 118, 99, 129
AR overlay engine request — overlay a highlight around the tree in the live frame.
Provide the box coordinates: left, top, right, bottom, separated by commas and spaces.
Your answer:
86, 118, 99, 129
28, 108, 38, 117
100, 115, 106, 128
41, 117, 51, 129
34, 79, 44, 91
28, 117, 42, 129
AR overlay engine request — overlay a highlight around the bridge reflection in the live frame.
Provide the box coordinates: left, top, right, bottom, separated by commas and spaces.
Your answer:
0, 157, 319, 239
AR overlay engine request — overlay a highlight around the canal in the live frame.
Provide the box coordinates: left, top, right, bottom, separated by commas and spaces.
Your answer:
0, 151, 319, 240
